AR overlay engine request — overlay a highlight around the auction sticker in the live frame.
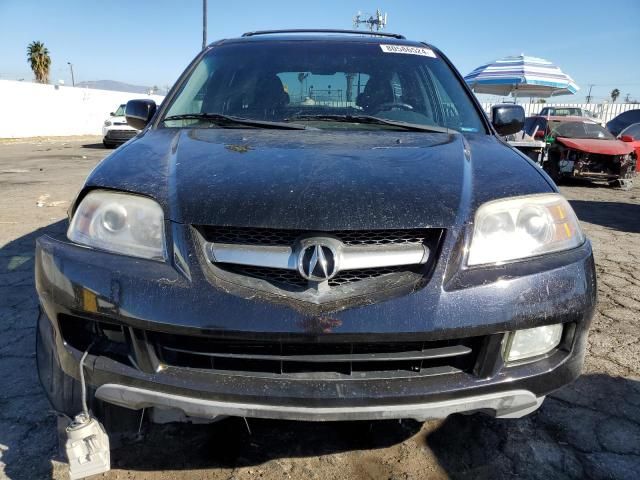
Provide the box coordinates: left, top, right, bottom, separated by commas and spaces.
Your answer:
380, 44, 436, 57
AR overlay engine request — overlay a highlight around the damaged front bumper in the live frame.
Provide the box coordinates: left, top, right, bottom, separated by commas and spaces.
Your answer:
35, 230, 597, 422
554, 149, 636, 182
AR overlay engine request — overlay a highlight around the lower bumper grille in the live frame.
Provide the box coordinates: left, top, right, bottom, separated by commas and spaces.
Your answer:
149, 332, 483, 378
58, 314, 483, 379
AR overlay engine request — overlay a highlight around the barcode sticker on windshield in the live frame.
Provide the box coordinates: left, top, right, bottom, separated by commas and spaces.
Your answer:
380, 45, 436, 57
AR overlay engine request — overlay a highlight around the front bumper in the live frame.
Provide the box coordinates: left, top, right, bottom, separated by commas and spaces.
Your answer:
95, 384, 544, 421
102, 127, 137, 144
35, 226, 596, 421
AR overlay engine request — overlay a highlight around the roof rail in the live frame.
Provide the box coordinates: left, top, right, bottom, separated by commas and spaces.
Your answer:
241, 29, 405, 40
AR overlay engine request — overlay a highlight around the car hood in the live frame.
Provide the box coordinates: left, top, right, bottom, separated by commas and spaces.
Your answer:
556, 137, 633, 155
85, 128, 550, 229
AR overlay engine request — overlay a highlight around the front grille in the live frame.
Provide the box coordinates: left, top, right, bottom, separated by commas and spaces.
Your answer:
199, 226, 430, 247
106, 129, 136, 140
197, 226, 443, 306
149, 331, 483, 378
218, 264, 410, 289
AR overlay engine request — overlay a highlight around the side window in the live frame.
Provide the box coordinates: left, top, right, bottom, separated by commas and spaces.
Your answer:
422, 68, 459, 128
166, 58, 216, 117
624, 124, 640, 139
390, 72, 403, 100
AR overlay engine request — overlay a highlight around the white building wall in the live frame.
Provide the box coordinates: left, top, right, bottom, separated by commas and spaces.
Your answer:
0, 80, 165, 138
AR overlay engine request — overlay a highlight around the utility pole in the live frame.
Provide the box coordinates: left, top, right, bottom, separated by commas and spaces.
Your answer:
67, 62, 75, 86
202, 0, 207, 50
585, 84, 594, 104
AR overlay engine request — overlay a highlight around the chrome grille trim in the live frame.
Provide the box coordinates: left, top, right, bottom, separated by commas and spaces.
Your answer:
205, 241, 429, 271
195, 226, 443, 302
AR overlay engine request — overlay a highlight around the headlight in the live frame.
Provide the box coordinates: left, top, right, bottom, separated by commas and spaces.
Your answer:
467, 194, 584, 266
503, 324, 563, 362
68, 191, 166, 260
104, 120, 112, 127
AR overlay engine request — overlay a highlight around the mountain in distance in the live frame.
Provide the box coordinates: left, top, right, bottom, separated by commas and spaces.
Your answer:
75, 80, 167, 95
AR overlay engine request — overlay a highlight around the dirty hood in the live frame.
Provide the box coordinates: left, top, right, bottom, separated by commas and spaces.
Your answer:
556, 137, 633, 155
85, 128, 550, 230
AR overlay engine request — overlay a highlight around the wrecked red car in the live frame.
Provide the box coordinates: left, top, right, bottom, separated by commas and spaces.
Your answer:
541, 118, 636, 188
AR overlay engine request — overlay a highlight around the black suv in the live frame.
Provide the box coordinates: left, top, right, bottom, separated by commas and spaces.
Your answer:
36, 30, 596, 429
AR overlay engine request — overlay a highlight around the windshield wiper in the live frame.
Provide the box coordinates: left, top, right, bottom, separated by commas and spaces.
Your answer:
162, 113, 307, 130
287, 114, 452, 133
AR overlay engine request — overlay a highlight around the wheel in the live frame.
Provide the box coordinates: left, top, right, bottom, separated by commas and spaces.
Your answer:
543, 153, 562, 185
36, 311, 84, 417
609, 178, 633, 190
36, 312, 141, 442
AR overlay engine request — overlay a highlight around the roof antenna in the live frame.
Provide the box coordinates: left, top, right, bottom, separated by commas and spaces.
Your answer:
353, 8, 388, 32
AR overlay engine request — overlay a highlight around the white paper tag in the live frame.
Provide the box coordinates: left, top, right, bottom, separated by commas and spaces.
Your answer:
380, 44, 436, 57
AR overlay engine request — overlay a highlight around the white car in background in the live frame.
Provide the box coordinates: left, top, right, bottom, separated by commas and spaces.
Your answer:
102, 104, 138, 148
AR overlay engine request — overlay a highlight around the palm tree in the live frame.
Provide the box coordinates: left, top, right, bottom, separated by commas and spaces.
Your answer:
27, 41, 51, 84
610, 88, 620, 103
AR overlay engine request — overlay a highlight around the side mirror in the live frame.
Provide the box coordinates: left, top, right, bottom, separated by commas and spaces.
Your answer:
620, 135, 634, 143
491, 104, 525, 136
125, 99, 157, 130
109, 112, 115, 116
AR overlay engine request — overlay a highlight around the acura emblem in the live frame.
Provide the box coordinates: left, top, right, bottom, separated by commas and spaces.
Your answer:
297, 240, 339, 281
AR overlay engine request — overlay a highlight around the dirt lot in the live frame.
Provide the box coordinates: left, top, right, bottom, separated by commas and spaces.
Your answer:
1, 138, 639, 480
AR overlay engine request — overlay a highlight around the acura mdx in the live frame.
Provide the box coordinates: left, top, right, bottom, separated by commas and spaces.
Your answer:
36, 30, 596, 432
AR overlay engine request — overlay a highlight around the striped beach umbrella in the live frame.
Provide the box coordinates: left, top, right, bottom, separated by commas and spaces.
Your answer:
464, 54, 579, 98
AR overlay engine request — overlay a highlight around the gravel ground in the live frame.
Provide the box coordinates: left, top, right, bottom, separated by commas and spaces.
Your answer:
0, 138, 638, 480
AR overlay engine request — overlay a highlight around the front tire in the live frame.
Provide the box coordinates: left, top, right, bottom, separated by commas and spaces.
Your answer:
36, 312, 141, 441
543, 155, 562, 184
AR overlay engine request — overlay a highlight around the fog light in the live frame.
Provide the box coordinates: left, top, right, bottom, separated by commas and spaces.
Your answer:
504, 324, 563, 362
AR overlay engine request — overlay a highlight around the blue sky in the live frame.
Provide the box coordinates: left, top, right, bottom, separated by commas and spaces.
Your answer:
1, 0, 639, 102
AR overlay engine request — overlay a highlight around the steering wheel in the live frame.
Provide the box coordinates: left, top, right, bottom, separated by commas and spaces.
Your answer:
377, 102, 414, 112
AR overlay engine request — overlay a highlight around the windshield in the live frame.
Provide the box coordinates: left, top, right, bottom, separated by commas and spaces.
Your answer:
113, 104, 126, 116
162, 40, 485, 133
552, 121, 615, 140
